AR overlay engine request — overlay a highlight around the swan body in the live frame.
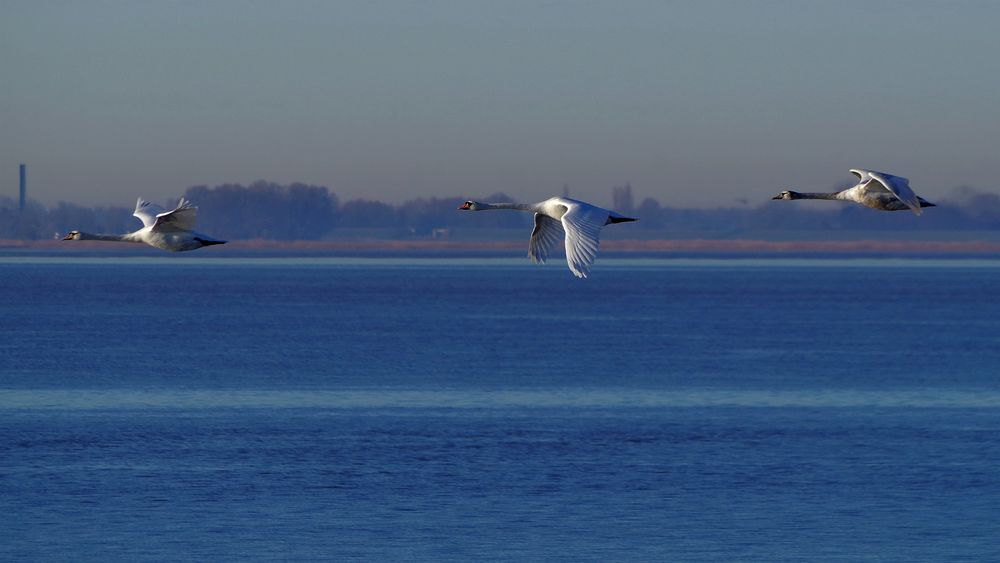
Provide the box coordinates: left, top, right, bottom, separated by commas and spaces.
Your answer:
63, 197, 226, 252
458, 197, 636, 278
773, 168, 935, 215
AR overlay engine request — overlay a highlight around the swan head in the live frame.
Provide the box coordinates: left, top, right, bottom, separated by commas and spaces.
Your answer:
772, 190, 801, 200
63, 230, 82, 240
458, 200, 482, 211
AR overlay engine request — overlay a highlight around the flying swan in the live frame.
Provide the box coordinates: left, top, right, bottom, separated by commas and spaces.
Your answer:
458, 197, 636, 278
63, 197, 226, 251
772, 168, 935, 215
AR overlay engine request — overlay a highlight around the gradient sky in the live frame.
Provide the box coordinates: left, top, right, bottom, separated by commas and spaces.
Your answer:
3, 0, 999, 209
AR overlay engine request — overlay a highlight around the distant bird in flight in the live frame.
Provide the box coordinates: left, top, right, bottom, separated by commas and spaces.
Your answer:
63, 197, 226, 252
458, 196, 636, 278
772, 168, 935, 215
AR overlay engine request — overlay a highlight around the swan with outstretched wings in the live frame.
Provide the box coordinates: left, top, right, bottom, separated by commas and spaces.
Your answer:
773, 168, 935, 215
458, 196, 636, 278
64, 197, 226, 251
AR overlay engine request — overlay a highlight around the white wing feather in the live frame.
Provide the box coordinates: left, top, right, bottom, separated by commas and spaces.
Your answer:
866, 171, 921, 215
133, 198, 166, 228
528, 214, 565, 264
560, 203, 610, 278
152, 197, 199, 231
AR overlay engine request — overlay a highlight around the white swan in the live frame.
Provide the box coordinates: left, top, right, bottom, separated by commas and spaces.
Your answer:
772, 168, 935, 215
63, 197, 226, 252
458, 197, 636, 278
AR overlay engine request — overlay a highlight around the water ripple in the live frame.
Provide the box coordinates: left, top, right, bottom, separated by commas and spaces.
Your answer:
3, 387, 1000, 410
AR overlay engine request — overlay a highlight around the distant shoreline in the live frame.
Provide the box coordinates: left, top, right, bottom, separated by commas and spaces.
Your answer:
4, 238, 1000, 256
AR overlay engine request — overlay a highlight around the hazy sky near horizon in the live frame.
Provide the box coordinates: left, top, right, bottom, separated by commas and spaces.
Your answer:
3, 1, 1000, 209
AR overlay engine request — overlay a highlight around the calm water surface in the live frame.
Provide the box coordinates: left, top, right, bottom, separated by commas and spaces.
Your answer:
2, 256, 999, 561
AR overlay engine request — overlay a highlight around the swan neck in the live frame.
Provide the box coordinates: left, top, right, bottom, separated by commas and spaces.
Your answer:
796, 192, 841, 200
482, 202, 535, 211
78, 232, 141, 242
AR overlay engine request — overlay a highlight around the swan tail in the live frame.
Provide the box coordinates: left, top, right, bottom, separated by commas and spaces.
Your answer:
606, 216, 637, 224
195, 237, 226, 247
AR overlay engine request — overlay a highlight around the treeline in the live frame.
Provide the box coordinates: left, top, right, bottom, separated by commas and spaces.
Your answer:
186, 181, 528, 239
4, 180, 1000, 240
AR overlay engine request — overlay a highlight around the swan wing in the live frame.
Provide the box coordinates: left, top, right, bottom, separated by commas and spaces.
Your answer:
560, 202, 609, 278
133, 198, 166, 228
152, 197, 199, 231
849, 168, 869, 182
867, 171, 921, 215
528, 213, 564, 264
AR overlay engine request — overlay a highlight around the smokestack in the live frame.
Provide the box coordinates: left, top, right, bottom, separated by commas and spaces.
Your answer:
19, 164, 26, 211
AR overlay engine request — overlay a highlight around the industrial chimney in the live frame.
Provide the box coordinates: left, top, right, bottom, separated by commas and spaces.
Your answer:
19, 163, 26, 211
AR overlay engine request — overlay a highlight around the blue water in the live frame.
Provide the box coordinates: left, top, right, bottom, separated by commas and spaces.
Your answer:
2, 256, 1000, 561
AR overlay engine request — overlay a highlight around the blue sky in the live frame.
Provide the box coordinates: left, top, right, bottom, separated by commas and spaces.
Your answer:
3, 1, 999, 208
